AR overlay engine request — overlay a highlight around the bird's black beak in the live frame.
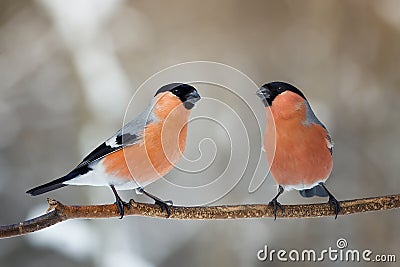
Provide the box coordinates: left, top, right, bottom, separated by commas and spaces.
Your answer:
256, 87, 271, 107
184, 90, 201, 109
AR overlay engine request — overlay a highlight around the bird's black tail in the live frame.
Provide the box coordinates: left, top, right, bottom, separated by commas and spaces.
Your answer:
27, 166, 92, 196
299, 183, 329, 198
26, 175, 71, 196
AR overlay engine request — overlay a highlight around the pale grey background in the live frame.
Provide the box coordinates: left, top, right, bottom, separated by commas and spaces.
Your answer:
0, 0, 399, 266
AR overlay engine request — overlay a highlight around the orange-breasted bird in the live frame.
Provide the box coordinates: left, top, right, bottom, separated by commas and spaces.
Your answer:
27, 83, 201, 218
256, 81, 340, 219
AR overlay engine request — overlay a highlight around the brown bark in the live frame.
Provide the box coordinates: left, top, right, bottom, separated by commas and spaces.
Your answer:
1, 194, 399, 239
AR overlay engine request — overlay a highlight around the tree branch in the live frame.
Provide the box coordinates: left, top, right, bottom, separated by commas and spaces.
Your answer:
1, 194, 399, 239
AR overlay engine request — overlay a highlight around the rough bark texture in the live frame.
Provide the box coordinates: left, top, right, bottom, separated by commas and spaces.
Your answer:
1, 194, 399, 239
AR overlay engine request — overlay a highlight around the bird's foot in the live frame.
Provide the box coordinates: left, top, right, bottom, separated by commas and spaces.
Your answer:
269, 198, 284, 220
154, 199, 173, 218
114, 198, 131, 219
136, 187, 173, 218
328, 196, 341, 219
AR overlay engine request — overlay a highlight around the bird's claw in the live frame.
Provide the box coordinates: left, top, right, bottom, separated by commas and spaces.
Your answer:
137, 187, 173, 218
328, 196, 341, 219
269, 198, 284, 220
154, 199, 172, 218
115, 199, 131, 219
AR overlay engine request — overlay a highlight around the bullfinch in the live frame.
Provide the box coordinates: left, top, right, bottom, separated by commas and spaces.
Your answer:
27, 83, 201, 218
256, 81, 340, 219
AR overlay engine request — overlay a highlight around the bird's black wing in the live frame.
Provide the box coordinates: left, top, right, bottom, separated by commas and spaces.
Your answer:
74, 106, 154, 169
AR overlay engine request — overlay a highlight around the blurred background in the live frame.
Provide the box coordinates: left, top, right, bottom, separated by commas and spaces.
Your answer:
1, 0, 399, 266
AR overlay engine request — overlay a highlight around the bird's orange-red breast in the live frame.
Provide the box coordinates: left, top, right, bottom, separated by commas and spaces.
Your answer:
27, 83, 201, 218
101, 91, 190, 186
257, 81, 340, 219
263, 88, 333, 189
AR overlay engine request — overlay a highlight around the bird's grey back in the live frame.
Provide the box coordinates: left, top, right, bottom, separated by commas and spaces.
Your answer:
302, 100, 326, 129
